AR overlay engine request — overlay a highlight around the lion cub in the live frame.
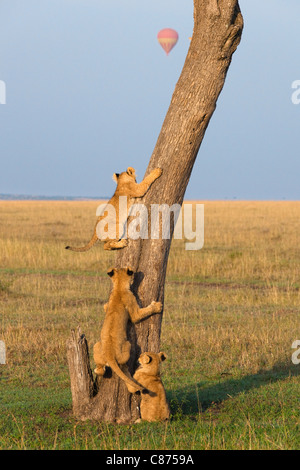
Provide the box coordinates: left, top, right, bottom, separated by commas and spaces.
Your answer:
65, 166, 162, 252
128, 352, 170, 422
93, 267, 162, 393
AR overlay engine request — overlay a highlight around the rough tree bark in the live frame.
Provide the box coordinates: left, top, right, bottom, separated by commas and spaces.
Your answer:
67, 0, 243, 422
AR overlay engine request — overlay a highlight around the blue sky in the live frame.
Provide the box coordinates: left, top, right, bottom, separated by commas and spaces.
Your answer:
0, 0, 299, 200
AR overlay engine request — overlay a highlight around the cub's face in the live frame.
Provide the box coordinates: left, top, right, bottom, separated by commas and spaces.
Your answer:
107, 267, 134, 289
113, 167, 137, 184
137, 352, 167, 376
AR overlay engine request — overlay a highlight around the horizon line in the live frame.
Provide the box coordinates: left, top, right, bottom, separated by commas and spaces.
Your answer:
0, 194, 299, 203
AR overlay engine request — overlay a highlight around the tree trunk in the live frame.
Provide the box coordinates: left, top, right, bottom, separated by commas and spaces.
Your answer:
67, 0, 243, 423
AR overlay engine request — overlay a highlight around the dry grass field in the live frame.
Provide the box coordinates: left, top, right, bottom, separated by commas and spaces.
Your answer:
0, 200, 299, 450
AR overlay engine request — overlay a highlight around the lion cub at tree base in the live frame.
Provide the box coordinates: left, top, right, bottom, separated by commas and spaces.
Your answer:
128, 352, 170, 422
93, 267, 162, 393
65, 166, 162, 252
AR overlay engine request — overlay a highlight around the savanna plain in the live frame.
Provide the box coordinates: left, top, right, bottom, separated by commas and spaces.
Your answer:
0, 200, 299, 450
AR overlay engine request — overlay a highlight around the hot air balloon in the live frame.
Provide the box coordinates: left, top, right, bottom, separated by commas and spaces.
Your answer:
157, 28, 178, 56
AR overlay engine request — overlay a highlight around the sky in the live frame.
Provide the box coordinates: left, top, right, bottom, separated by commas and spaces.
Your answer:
0, 0, 299, 200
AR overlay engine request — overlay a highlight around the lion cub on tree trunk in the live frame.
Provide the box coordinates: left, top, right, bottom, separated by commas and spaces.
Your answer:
65, 166, 162, 252
93, 267, 162, 393
127, 352, 170, 422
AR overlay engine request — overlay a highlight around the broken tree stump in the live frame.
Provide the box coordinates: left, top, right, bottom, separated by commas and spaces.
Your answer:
66, 327, 140, 423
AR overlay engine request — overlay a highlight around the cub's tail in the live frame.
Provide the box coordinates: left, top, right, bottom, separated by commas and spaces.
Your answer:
108, 358, 144, 393
65, 229, 98, 252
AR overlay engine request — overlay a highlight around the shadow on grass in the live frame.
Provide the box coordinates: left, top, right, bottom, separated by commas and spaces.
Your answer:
168, 362, 300, 417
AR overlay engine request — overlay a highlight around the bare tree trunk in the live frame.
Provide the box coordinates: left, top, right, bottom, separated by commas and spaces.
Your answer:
67, 0, 243, 423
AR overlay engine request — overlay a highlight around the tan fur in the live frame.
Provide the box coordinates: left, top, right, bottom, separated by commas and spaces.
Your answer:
93, 267, 162, 393
128, 352, 170, 422
65, 167, 162, 252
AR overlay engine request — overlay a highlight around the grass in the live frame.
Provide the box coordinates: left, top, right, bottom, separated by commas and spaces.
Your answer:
0, 200, 299, 450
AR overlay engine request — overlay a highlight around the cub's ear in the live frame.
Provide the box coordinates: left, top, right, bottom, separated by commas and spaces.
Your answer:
140, 354, 152, 365
107, 268, 115, 277
126, 167, 135, 176
159, 352, 167, 362
113, 173, 120, 183
126, 267, 134, 276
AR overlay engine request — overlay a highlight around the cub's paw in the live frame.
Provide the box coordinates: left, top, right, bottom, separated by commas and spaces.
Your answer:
94, 366, 105, 376
151, 301, 163, 313
152, 168, 163, 179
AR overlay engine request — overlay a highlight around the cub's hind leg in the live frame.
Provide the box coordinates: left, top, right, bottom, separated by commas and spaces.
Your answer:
93, 342, 106, 376
115, 340, 131, 365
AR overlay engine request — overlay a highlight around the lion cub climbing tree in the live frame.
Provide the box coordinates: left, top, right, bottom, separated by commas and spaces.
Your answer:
93, 267, 162, 392
67, 0, 243, 423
